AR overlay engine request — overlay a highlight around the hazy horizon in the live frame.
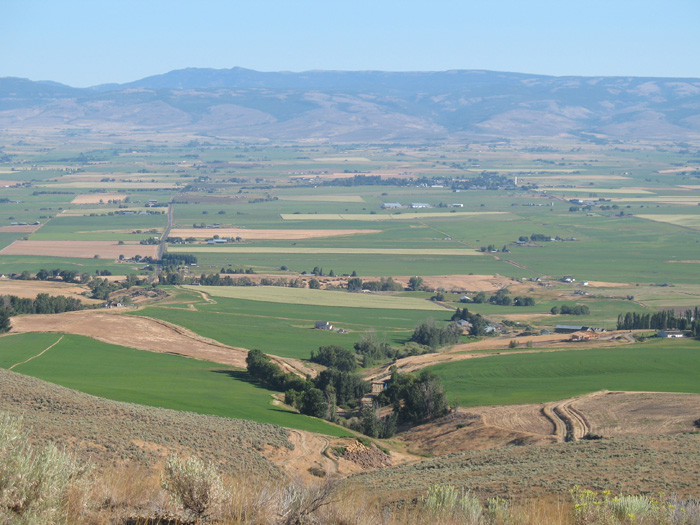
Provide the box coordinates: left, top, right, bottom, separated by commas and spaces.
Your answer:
2, 0, 699, 87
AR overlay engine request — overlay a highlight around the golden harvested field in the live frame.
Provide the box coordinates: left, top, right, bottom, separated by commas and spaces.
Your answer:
35, 182, 180, 189
637, 214, 700, 229
0, 224, 42, 233
572, 391, 700, 436
277, 195, 366, 202
10, 310, 250, 368
0, 240, 158, 259
397, 391, 700, 457
71, 193, 129, 204
0, 279, 103, 304
185, 285, 447, 310
411, 274, 516, 292
170, 246, 482, 256
280, 211, 508, 221
169, 228, 380, 240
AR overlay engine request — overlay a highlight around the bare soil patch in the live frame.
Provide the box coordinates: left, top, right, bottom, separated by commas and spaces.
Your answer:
0, 279, 103, 304
71, 193, 129, 204
0, 223, 43, 233
0, 240, 158, 259
170, 228, 380, 240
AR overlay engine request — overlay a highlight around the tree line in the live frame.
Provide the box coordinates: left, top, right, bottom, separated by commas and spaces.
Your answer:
0, 293, 89, 332
617, 307, 700, 335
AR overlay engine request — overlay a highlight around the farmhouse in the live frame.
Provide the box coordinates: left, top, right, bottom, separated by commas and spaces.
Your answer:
555, 324, 606, 334
571, 331, 597, 342
314, 321, 333, 330
561, 276, 575, 283
381, 202, 402, 209
410, 203, 430, 209
657, 330, 685, 338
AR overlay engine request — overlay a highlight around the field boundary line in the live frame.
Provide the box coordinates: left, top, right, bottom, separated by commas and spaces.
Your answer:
9, 334, 64, 370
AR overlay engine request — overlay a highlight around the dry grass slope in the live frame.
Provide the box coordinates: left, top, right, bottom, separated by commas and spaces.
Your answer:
0, 369, 288, 477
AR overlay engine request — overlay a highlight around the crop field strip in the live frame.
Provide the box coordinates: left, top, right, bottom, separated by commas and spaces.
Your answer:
185, 285, 449, 310
280, 211, 508, 221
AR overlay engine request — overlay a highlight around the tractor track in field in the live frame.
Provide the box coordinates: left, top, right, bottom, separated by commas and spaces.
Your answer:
8, 335, 64, 370
543, 393, 596, 442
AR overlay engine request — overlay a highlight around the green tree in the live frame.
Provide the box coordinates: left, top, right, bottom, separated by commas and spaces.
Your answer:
408, 276, 424, 291
0, 308, 10, 333
347, 277, 363, 292
300, 388, 328, 418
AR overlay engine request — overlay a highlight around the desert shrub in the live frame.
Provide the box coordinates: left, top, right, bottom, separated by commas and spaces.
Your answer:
161, 453, 227, 521
420, 484, 483, 523
277, 477, 339, 525
569, 486, 700, 525
0, 413, 91, 524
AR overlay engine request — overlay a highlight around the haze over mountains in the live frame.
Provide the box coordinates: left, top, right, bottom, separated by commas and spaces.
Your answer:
2, 67, 700, 141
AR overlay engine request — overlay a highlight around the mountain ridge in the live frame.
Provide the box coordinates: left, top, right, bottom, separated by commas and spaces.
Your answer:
2, 67, 700, 141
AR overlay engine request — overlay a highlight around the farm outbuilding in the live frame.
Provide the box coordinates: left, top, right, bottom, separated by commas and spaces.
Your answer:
314, 321, 333, 330
657, 330, 685, 338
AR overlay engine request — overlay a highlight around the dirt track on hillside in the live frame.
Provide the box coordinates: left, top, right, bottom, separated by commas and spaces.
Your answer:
400, 390, 700, 456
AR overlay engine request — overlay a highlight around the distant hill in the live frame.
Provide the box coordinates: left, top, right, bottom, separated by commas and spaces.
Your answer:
1, 67, 700, 141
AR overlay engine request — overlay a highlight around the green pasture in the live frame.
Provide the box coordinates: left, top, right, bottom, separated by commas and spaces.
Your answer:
0, 254, 143, 275
131, 292, 453, 358
429, 340, 700, 407
0, 332, 348, 436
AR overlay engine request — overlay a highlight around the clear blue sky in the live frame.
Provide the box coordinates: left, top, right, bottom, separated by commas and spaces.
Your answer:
2, 0, 698, 87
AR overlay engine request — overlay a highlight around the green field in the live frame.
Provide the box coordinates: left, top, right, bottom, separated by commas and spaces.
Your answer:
0, 332, 349, 436
187, 285, 448, 310
428, 340, 700, 407
132, 292, 453, 358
